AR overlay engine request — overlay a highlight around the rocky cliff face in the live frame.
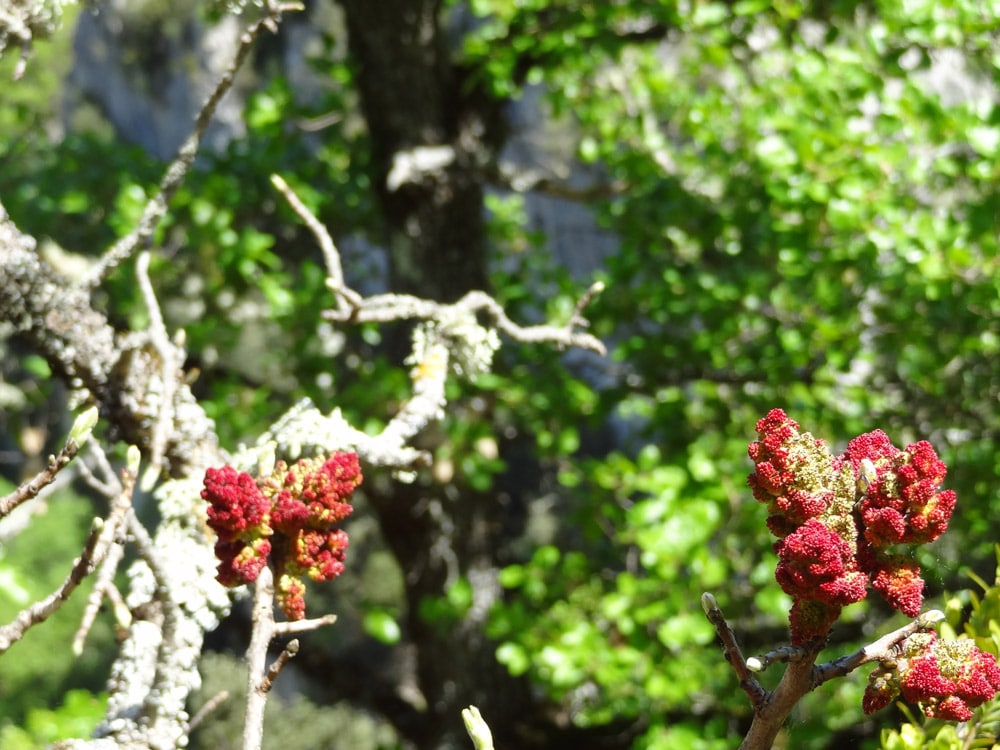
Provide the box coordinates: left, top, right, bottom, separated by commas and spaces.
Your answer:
63, 0, 618, 281
65, 0, 249, 159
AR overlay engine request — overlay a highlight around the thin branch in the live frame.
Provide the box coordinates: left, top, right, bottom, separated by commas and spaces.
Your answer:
83, 2, 306, 286
0, 456, 136, 654
1, 436, 83, 518
260, 638, 299, 694
271, 167, 606, 356
135, 251, 184, 488
701, 592, 768, 708
813, 610, 945, 687
270, 173, 363, 313
73, 537, 127, 656
243, 566, 276, 750
324, 288, 606, 354
272, 615, 338, 637
188, 690, 231, 732
745, 644, 810, 673
243, 566, 337, 750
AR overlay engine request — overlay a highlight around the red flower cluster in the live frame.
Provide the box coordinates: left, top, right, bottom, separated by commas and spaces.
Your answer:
843, 432, 956, 549
863, 632, 1000, 721
747, 409, 957, 643
202, 451, 361, 620
203, 466, 272, 587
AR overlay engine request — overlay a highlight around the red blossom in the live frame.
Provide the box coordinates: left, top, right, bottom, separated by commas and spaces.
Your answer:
203, 451, 361, 617
862, 668, 899, 715
855, 439, 956, 549
276, 573, 307, 621
788, 598, 842, 645
270, 490, 311, 534
863, 632, 1000, 721
900, 654, 957, 703
773, 488, 830, 523
213, 538, 271, 586
265, 453, 359, 533
291, 528, 350, 582
843, 430, 900, 465
869, 559, 924, 617
928, 696, 974, 722
774, 519, 867, 607
202, 466, 270, 541
861, 506, 908, 547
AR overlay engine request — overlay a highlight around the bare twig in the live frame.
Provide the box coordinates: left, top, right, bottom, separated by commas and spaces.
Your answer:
701, 592, 767, 708
273, 615, 338, 637
325, 289, 605, 354
73, 536, 127, 656
135, 251, 184, 489
261, 638, 299, 693
188, 690, 231, 732
270, 174, 363, 314
0, 450, 136, 654
271, 167, 606, 356
83, 2, 306, 285
0, 405, 98, 518
0, 441, 80, 518
745, 644, 810, 673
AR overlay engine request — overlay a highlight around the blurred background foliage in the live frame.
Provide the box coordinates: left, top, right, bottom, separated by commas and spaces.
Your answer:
0, 0, 998, 748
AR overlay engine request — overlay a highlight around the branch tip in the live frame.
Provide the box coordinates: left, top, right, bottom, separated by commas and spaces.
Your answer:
701, 591, 718, 615
69, 406, 99, 446
918, 609, 945, 627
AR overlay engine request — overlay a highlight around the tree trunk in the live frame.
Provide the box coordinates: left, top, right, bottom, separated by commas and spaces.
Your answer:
338, 0, 497, 303
335, 3, 534, 748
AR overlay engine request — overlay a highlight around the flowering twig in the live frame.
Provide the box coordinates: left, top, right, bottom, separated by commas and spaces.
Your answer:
83, 1, 305, 286
814, 610, 945, 686
717, 410, 1000, 749
242, 566, 337, 750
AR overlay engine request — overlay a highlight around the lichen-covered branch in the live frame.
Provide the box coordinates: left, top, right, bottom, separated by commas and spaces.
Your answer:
0, 0, 68, 79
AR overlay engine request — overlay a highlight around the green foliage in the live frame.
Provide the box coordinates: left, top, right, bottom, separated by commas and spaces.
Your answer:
3, 1, 999, 747
0, 689, 107, 750
469, 1, 1000, 745
189, 652, 400, 750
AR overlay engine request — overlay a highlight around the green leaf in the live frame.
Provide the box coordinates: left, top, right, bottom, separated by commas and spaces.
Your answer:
362, 609, 401, 645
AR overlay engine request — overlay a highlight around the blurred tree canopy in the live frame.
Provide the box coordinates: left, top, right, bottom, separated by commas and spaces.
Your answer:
0, 1, 997, 749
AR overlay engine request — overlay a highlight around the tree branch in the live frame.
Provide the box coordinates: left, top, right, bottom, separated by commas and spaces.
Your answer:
82, 1, 305, 285
0, 448, 135, 655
